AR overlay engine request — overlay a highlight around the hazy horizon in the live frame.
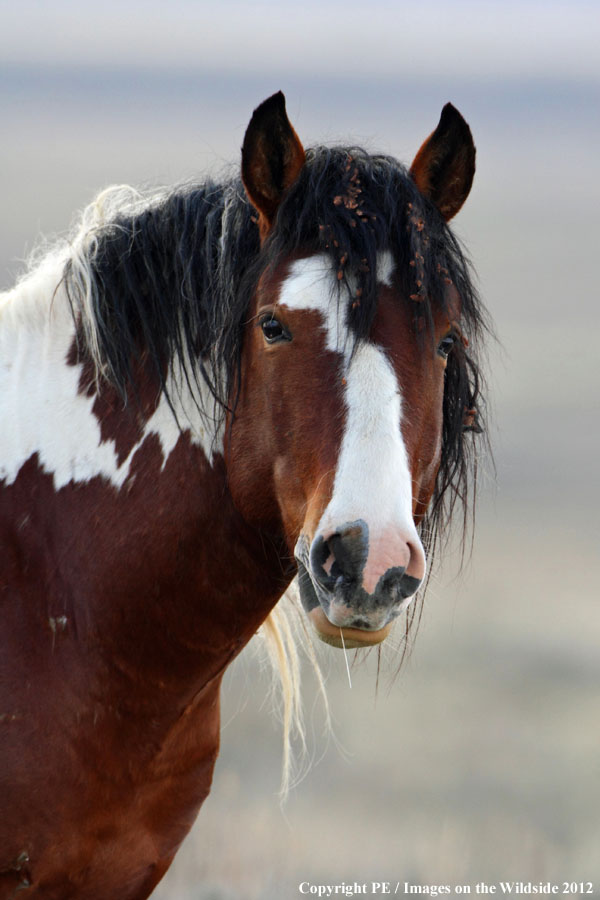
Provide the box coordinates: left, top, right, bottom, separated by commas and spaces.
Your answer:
2, 0, 599, 81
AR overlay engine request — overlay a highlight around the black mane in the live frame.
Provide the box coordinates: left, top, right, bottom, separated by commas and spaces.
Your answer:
64, 145, 489, 566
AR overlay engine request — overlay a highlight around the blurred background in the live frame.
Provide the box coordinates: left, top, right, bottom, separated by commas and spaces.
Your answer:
2, 0, 599, 896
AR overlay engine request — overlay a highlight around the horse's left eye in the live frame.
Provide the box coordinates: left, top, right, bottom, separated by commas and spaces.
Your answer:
437, 333, 457, 359
261, 316, 290, 344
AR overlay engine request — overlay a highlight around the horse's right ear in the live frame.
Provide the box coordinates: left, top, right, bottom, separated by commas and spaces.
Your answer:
409, 103, 476, 221
242, 92, 306, 240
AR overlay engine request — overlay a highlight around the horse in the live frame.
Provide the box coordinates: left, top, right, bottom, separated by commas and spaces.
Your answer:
0, 92, 486, 898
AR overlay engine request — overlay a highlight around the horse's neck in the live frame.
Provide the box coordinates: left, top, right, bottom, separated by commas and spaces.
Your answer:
0, 261, 287, 700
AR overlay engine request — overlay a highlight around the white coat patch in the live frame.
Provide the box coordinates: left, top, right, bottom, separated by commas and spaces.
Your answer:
0, 255, 221, 490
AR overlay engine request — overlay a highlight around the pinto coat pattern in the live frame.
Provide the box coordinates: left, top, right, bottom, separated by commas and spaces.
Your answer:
0, 93, 486, 898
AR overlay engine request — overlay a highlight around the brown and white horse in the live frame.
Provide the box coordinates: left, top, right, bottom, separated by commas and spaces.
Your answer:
0, 93, 486, 898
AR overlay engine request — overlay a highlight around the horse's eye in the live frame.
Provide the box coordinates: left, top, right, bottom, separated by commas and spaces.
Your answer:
261, 316, 290, 344
437, 333, 457, 360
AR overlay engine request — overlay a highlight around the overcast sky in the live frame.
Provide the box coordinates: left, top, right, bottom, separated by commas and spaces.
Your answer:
2, 0, 599, 81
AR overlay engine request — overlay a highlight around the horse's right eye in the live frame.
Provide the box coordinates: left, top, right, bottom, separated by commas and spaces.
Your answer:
260, 316, 291, 344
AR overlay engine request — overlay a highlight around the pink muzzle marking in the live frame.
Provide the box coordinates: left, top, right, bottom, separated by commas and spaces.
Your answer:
361, 528, 425, 595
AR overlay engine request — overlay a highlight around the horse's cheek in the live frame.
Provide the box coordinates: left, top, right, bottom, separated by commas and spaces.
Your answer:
225, 385, 281, 529
407, 389, 445, 521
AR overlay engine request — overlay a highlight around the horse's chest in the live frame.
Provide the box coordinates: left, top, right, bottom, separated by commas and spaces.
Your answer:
1, 820, 170, 900
0, 682, 221, 899
1, 758, 217, 900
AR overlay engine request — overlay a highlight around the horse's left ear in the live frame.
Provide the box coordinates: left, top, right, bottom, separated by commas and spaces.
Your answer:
409, 103, 476, 221
242, 91, 306, 239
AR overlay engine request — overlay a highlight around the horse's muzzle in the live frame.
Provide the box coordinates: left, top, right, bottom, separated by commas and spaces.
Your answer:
295, 519, 424, 647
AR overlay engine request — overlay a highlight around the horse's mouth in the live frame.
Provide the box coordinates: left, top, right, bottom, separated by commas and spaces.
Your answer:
296, 559, 394, 648
308, 606, 393, 648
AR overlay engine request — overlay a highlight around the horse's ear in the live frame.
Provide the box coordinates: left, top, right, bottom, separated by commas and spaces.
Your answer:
242, 91, 306, 239
409, 103, 476, 221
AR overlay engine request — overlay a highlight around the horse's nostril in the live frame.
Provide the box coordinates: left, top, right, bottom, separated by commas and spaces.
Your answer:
310, 534, 330, 577
309, 534, 340, 587
330, 559, 344, 580
327, 522, 369, 583
310, 520, 369, 588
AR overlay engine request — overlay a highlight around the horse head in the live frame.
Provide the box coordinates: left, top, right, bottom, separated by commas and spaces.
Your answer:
226, 93, 478, 649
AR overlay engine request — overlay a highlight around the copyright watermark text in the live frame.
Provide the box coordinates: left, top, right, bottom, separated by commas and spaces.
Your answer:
298, 883, 596, 897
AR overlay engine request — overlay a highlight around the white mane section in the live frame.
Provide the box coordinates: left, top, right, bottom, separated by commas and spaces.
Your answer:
0, 186, 222, 490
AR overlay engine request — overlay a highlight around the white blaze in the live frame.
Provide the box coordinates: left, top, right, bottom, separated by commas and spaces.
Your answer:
318, 340, 417, 541
280, 252, 425, 591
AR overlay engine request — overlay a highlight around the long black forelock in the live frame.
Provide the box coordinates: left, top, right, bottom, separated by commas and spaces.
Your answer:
262, 147, 485, 342
64, 144, 489, 557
